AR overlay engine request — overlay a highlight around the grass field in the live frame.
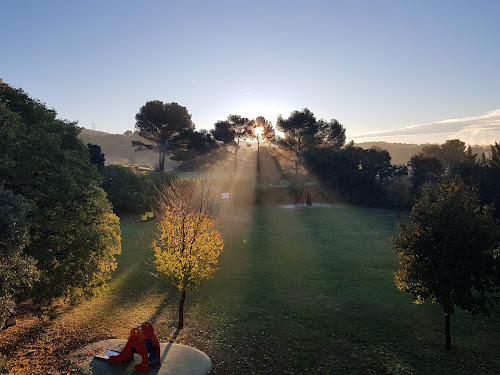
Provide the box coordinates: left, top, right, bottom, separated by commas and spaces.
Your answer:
1, 204, 499, 374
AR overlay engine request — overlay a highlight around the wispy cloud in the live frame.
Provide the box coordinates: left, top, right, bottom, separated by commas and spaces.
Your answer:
351, 109, 500, 145
243, 91, 253, 95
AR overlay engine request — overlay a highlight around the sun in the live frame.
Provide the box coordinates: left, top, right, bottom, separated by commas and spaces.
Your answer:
254, 126, 264, 137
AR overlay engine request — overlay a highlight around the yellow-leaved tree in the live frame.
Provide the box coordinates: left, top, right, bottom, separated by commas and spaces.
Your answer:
152, 177, 223, 329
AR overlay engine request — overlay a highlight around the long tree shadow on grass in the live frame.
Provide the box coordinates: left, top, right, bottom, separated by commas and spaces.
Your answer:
290, 204, 500, 375
222, 205, 389, 375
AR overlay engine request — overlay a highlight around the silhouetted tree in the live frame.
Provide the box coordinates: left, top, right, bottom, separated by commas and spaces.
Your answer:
451, 143, 500, 219
408, 153, 444, 197
421, 143, 441, 159
317, 118, 346, 149
451, 146, 482, 187
211, 114, 252, 172
250, 116, 275, 175
490, 142, 500, 168
305, 144, 398, 204
276, 108, 318, 175
251, 116, 275, 151
392, 178, 500, 349
170, 129, 219, 165
440, 139, 466, 168
134, 101, 194, 171
276, 109, 346, 175
87, 143, 105, 172
422, 139, 466, 169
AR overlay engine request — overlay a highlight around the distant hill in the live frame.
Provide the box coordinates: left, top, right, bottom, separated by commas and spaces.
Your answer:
355, 141, 491, 165
77, 129, 178, 170
355, 142, 422, 165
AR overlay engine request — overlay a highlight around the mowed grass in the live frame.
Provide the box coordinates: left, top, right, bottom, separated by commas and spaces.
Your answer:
3, 205, 498, 374
182, 205, 499, 375
119, 205, 499, 375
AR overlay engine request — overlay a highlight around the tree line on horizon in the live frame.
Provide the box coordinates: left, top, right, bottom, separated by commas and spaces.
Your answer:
2, 85, 499, 352
129, 100, 500, 212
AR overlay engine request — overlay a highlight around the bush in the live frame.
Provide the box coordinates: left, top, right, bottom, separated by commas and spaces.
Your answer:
102, 166, 176, 214
0, 82, 120, 307
102, 165, 154, 214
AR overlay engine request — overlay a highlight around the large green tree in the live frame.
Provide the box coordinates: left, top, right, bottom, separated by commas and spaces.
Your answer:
0, 187, 39, 328
169, 129, 219, 166
0, 82, 121, 307
391, 178, 500, 349
422, 139, 466, 169
135, 101, 194, 171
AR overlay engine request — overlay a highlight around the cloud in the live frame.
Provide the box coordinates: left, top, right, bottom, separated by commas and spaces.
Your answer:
351, 109, 500, 145
243, 91, 253, 95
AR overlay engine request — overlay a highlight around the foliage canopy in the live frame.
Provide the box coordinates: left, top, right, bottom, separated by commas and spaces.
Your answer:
152, 176, 222, 328
211, 114, 253, 172
0, 187, 39, 328
135, 100, 194, 171
153, 207, 223, 292
276, 108, 346, 174
391, 178, 500, 348
0, 82, 121, 307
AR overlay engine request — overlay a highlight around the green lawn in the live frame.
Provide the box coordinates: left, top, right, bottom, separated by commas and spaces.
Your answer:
115, 205, 499, 374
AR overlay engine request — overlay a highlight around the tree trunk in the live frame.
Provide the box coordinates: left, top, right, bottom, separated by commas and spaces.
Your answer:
156, 135, 165, 171
178, 289, 186, 329
159, 152, 165, 171
256, 149, 261, 175
234, 146, 238, 173
445, 313, 452, 350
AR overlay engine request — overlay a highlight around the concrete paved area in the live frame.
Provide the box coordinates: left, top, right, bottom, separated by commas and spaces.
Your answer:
278, 203, 333, 209
68, 339, 211, 375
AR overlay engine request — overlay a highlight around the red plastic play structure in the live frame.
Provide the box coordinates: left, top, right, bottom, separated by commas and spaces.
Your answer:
105, 322, 161, 373
294, 192, 312, 206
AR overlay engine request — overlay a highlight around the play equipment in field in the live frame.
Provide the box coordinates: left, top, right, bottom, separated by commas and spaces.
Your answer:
294, 192, 312, 206
141, 211, 154, 221
95, 322, 161, 373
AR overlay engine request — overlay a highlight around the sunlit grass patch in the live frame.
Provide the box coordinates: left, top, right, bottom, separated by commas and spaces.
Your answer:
1, 206, 499, 374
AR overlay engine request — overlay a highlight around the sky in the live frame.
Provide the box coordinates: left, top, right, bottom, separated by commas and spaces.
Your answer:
2, 0, 500, 145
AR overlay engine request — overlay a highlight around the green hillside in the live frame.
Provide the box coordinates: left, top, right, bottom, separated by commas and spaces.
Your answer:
77, 128, 178, 170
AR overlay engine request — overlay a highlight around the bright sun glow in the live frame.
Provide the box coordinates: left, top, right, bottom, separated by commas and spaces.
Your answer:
254, 126, 264, 137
